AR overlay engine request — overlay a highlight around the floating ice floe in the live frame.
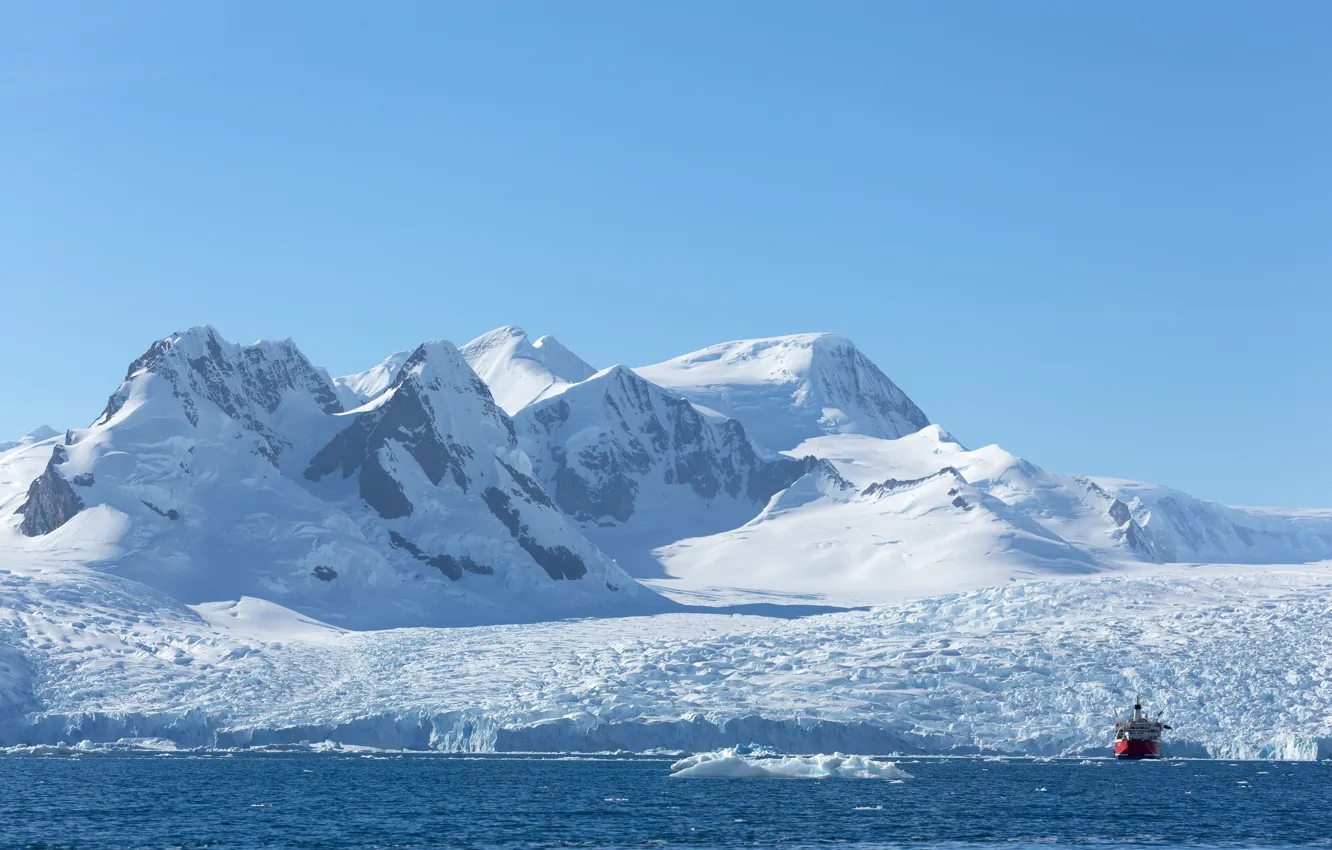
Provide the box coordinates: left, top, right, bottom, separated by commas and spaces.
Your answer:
669, 748, 912, 779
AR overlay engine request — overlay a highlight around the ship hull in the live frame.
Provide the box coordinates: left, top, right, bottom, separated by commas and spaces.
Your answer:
1114, 740, 1161, 760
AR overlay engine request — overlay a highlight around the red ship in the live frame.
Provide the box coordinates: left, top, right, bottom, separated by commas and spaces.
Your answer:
1114, 697, 1170, 759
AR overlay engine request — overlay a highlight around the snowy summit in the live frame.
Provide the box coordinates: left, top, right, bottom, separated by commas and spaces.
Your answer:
635, 333, 930, 452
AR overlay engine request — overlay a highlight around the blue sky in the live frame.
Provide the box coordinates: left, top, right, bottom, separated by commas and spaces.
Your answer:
2, 2, 1328, 507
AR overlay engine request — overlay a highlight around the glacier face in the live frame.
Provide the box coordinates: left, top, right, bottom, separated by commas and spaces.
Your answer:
2, 556, 1330, 759
635, 333, 930, 452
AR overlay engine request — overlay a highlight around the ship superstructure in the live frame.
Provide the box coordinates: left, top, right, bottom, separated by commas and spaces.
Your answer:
1114, 697, 1169, 759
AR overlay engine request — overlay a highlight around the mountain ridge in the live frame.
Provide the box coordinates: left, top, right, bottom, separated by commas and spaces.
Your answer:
0, 326, 666, 628
5, 324, 1332, 622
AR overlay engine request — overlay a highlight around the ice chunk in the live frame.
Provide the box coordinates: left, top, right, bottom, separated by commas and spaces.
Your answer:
669, 748, 912, 779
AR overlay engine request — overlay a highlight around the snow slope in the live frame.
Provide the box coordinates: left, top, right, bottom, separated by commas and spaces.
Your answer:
2, 556, 1330, 760
460, 326, 598, 415
513, 364, 815, 576
635, 334, 929, 452
0, 327, 665, 628
792, 430, 1164, 560
653, 453, 1102, 607
783, 430, 1332, 569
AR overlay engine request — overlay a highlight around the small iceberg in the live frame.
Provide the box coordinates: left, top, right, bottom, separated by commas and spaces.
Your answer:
669, 748, 912, 779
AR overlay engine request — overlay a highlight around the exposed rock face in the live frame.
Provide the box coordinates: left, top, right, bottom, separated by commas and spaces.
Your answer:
306, 339, 617, 588
96, 326, 343, 463
861, 467, 963, 500
1073, 478, 1165, 563
17, 446, 84, 536
483, 487, 587, 580
141, 501, 180, 521
515, 366, 809, 527
388, 531, 492, 580
306, 351, 480, 519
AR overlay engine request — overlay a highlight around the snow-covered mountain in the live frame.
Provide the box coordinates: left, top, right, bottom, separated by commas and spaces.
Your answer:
0, 326, 663, 628
441, 328, 1332, 600
6, 323, 1332, 623
1092, 478, 1332, 565
635, 333, 929, 452
332, 349, 413, 409
460, 326, 598, 415
0, 425, 59, 454
511, 364, 817, 575
303, 339, 649, 607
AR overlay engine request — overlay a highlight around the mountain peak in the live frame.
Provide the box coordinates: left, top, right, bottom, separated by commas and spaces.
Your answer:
635, 333, 928, 451
461, 326, 597, 415
332, 349, 414, 408
92, 327, 343, 461
0, 424, 61, 454
22, 424, 59, 442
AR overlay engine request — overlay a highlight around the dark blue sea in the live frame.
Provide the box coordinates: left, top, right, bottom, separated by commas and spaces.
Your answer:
0, 753, 1328, 849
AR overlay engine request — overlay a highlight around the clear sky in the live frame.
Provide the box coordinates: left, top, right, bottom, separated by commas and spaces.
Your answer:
2, 2, 1328, 508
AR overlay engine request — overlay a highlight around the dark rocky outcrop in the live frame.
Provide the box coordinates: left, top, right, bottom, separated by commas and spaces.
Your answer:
17, 447, 84, 537
95, 327, 343, 464
860, 467, 963, 499
518, 367, 812, 526
312, 566, 338, 581
1108, 498, 1162, 563
141, 501, 180, 521
484, 487, 587, 580
388, 531, 492, 580
306, 349, 478, 520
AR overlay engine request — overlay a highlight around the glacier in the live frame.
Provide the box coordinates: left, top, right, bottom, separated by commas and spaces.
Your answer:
1, 555, 1330, 758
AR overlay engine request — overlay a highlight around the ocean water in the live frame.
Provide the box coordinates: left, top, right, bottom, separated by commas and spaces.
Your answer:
0, 753, 1328, 849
